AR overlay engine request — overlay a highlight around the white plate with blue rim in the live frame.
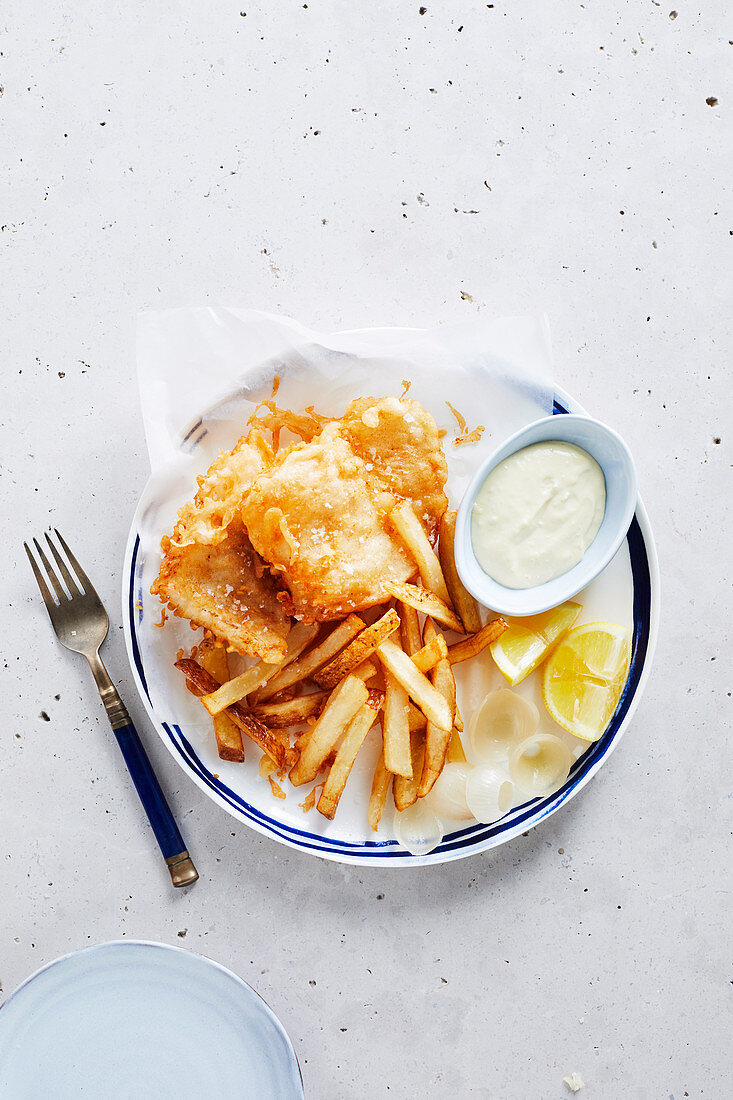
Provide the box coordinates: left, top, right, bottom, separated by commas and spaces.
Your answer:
122, 368, 660, 867
0, 941, 304, 1100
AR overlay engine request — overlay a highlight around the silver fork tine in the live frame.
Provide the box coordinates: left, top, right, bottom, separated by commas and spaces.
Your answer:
24, 541, 57, 613
44, 531, 82, 597
32, 537, 67, 603
53, 527, 93, 594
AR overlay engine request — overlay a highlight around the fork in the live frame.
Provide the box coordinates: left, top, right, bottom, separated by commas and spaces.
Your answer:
24, 529, 199, 889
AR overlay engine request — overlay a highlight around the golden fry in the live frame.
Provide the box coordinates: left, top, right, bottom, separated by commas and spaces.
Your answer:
199, 642, 244, 762
382, 665, 412, 778
438, 510, 483, 633
389, 502, 453, 606
448, 618, 509, 664
251, 691, 327, 728
315, 609, 400, 689
201, 659, 280, 715
289, 675, 368, 786
398, 600, 422, 657
175, 659, 294, 769
257, 615, 365, 701
317, 701, 378, 819
368, 748, 393, 831
410, 632, 448, 673
201, 622, 318, 714
386, 582, 464, 635
418, 653, 456, 797
350, 659, 380, 682
446, 727, 467, 764
376, 638, 452, 731
393, 731, 425, 811
407, 703, 428, 732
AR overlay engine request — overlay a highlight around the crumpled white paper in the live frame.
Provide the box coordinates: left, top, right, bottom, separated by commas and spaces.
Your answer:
136, 308, 554, 476
132, 309, 557, 842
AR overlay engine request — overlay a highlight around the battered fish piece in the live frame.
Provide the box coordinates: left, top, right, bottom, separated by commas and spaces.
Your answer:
151, 521, 291, 662
242, 426, 414, 621
338, 396, 448, 540
171, 430, 273, 547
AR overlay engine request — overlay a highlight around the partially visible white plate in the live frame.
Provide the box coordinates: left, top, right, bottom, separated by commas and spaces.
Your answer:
122, 363, 659, 867
0, 942, 303, 1100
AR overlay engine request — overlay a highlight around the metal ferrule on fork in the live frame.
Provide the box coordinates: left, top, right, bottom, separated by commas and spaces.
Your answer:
89, 653, 131, 729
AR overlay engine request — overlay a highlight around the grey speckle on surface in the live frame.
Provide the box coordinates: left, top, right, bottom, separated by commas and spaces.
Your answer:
1, 1, 730, 1097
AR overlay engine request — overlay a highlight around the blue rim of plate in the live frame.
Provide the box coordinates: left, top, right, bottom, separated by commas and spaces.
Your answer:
122, 391, 659, 866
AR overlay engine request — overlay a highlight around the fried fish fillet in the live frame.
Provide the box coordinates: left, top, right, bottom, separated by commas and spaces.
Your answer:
242, 425, 414, 621
338, 396, 448, 540
151, 521, 291, 662
151, 429, 290, 660
171, 430, 273, 547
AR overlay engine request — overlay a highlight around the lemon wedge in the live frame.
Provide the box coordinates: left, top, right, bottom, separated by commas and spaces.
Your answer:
490, 601, 582, 686
541, 622, 631, 741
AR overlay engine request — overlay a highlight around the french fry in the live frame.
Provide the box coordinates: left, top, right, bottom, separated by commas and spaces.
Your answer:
387, 582, 464, 635
389, 501, 453, 606
317, 700, 378, 819
382, 665, 412, 778
447, 618, 509, 664
376, 638, 452, 731
314, 609, 400, 689
422, 616, 438, 646
398, 600, 422, 656
407, 703, 428, 732
393, 731, 425, 811
201, 660, 280, 715
411, 632, 448, 673
257, 615, 365, 701
251, 691, 327, 728
295, 728, 311, 752
294, 724, 336, 762
454, 703, 464, 733
418, 653, 456, 797
201, 622, 318, 714
351, 659, 380, 682
446, 727, 467, 764
368, 748, 393, 831
438, 509, 483, 633
175, 659, 294, 769
289, 675, 369, 786
199, 642, 244, 762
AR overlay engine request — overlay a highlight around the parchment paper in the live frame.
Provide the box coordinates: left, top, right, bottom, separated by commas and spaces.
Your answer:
130, 310, 601, 844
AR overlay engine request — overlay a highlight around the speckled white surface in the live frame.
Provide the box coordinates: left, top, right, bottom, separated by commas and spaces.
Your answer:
1, 3, 730, 1098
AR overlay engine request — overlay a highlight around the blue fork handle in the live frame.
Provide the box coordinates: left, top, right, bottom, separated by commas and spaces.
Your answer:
112, 721, 199, 888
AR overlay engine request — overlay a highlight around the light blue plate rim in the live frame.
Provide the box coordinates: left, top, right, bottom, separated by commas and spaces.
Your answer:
121, 388, 660, 866
0, 940, 304, 1097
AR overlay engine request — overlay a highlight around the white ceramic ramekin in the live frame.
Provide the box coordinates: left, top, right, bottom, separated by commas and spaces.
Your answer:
454, 414, 638, 617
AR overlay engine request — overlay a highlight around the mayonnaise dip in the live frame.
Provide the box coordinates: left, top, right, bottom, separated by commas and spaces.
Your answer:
471, 441, 606, 589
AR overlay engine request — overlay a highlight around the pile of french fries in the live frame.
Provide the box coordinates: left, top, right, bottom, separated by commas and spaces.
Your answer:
175, 504, 508, 830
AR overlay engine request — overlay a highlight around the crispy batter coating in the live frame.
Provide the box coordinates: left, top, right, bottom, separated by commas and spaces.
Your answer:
151, 522, 291, 662
338, 396, 448, 540
171, 430, 273, 547
242, 426, 414, 621
153, 396, 448, 650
